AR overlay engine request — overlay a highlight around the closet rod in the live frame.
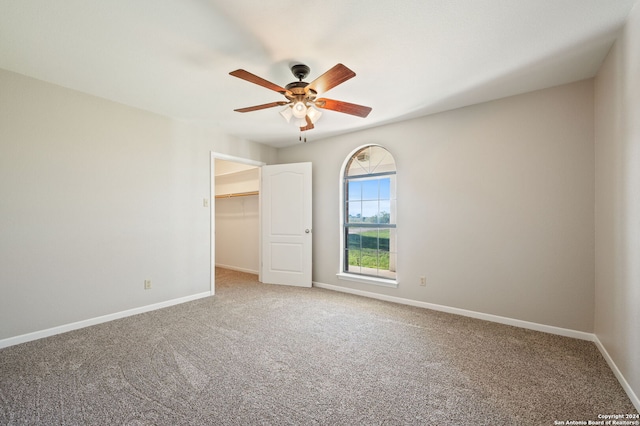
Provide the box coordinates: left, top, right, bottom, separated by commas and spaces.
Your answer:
215, 191, 259, 199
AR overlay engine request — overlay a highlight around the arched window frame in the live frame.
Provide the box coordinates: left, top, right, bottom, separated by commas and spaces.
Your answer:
337, 145, 398, 288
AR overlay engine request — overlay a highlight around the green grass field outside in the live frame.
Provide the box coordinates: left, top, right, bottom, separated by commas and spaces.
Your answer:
348, 249, 390, 270
347, 228, 391, 270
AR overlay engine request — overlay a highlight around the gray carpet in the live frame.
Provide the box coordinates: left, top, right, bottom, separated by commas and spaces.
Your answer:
0, 268, 636, 425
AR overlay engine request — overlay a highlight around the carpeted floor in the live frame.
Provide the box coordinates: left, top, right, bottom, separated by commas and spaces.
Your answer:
0, 268, 636, 425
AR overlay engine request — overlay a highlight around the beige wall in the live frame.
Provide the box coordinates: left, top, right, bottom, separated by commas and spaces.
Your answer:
595, 2, 640, 406
278, 79, 595, 332
0, 68, 276, 340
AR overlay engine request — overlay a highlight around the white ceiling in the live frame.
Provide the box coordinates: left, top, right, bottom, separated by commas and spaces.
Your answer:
0, 0, 637, 148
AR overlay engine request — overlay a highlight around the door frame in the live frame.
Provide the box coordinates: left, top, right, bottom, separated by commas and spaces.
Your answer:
210, 152, 266, 295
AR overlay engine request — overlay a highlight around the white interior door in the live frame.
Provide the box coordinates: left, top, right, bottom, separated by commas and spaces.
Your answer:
260, 162, 312, 287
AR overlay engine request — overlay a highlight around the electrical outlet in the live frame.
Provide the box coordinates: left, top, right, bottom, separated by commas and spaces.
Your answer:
420, 276, 426, 286
144, 279, 152, 290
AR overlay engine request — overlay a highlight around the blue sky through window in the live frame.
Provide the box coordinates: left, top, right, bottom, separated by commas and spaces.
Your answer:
348, 177, 391, 220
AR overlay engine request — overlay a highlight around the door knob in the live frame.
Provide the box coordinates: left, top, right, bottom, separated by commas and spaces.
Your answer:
305, 229, 311, 233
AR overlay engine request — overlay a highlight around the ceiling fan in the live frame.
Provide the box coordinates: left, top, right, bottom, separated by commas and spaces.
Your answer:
229, 63, 372, 132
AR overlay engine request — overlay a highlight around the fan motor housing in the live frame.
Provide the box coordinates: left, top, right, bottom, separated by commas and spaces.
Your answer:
285, 81, 308, 92
285, 81, 316, 102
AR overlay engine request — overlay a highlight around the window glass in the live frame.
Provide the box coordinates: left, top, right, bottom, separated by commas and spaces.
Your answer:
348, 181, 362, 200
343, 146, 396, 280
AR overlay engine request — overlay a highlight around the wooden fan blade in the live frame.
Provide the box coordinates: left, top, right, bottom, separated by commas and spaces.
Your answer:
234, 101, 289, 113
300, 115, 314, 131
306, 64, 356, 94
315, 98, 372, 117
229, 69, 291, 95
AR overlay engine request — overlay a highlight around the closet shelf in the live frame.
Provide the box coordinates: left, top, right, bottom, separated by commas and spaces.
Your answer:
215, 191, 259, 199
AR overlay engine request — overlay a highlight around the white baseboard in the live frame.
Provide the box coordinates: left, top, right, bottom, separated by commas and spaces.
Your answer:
215, 264, 259, 275
0, 292, 211, 350
313, 281, 594, 340
313, 280, 640, 412
593, 336, 640, 412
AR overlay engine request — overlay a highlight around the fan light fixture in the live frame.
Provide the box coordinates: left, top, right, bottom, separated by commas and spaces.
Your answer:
280, 103, 323, 126
292, 101, 307, 119
280, 106, 293, 123
307, 106, 322, 124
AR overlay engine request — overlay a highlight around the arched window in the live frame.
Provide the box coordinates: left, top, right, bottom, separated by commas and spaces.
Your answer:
340, 145, 397, 285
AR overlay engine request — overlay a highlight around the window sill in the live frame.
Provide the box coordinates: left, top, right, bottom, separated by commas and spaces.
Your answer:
336, 272, 398, 288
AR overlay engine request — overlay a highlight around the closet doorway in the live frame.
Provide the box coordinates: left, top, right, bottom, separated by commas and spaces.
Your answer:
211, 153, 265, 294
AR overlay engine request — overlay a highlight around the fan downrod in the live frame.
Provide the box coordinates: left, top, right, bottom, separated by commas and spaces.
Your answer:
291, 64, 310, 81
